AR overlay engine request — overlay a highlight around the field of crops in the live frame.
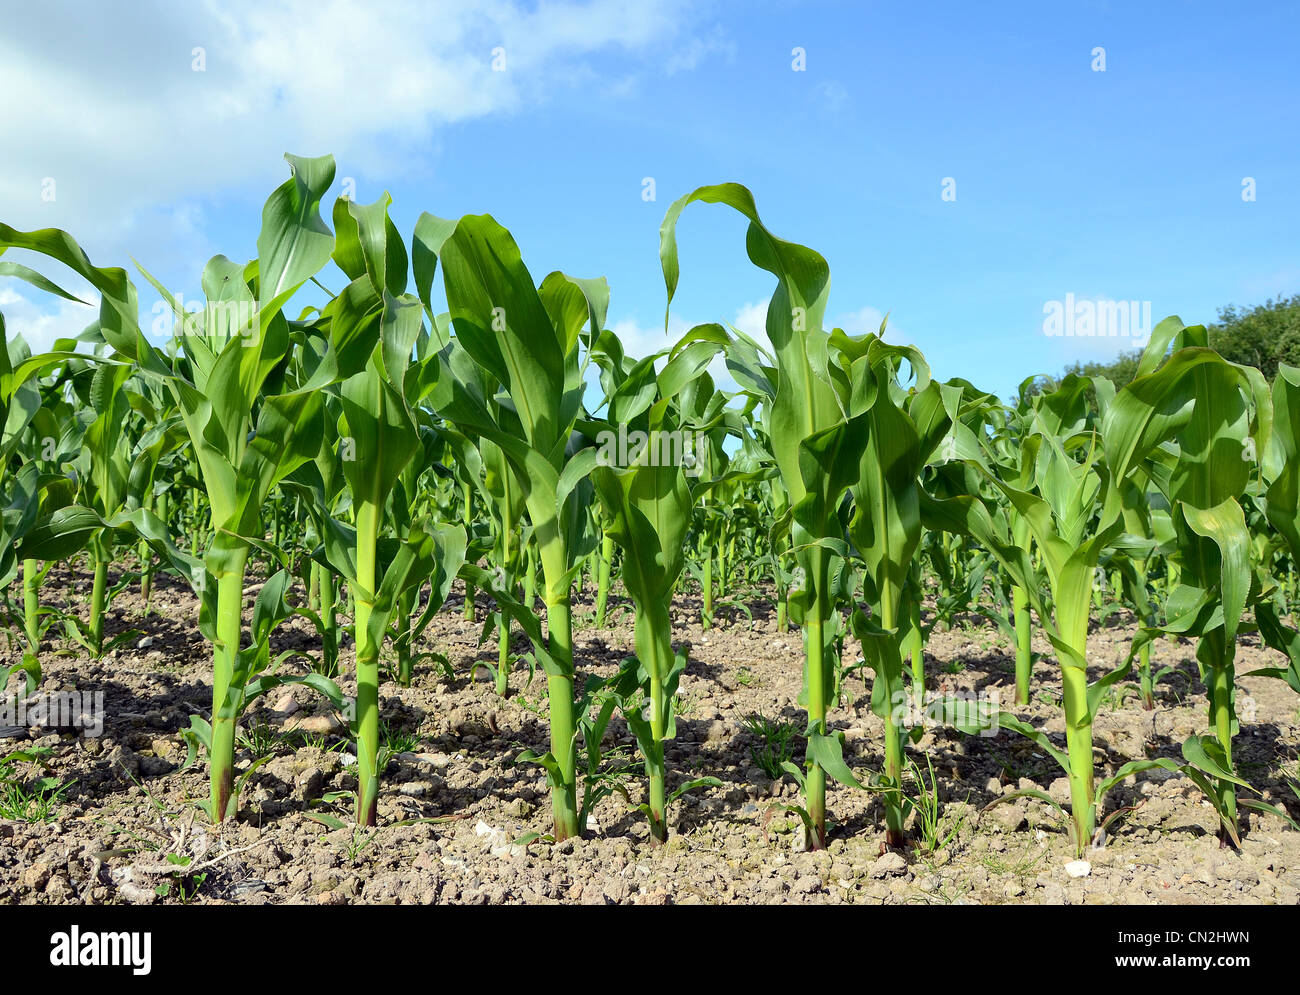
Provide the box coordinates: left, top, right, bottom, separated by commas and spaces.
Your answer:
1, 158, 1298, 905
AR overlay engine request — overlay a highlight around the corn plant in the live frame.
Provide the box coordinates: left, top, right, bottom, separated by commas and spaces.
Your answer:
417, 210, 605, 840
588, 324, 729, 840
1121, 319, 1275, 843
1254, 364, 1300, 707
282, 393, 348, 680
0, 317, 47, 691
3, 155, 368, 821
928, 318, 1269, 851
662, 184, 872, 848
989, 379, 1045, 704
309, 191, 468, 825
435, 378, 528, 697
0, 265, 156, 682
61, 358, 144, 656
845, 337, 950, 845
1109, 474, 1168, 710
123, 374, 185, 615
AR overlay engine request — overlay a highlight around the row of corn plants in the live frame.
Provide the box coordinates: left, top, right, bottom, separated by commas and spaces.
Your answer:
1, 160, 1298, 853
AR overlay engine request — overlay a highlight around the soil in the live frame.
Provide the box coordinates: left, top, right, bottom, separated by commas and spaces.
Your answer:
2, 563, 1298, 906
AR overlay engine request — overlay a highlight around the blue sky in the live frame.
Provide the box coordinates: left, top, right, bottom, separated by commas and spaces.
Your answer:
2, 0, 1297, 398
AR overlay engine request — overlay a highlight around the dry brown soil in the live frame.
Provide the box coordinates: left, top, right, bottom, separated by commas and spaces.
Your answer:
2, 563, 1298, 905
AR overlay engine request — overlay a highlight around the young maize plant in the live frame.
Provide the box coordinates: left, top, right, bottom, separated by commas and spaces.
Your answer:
661, 184, 873, 848
7, 346, 58, 686
923, 317, 1268, 852
588, 322, 731, 840
481, 436, 531, 695
2, 155, 374, 821
389, 404, 451, 689
123, 374, 184, 616
316, 191, 466, 825
62, 358, 143, 658
720, 398, 795, 632
0, 316, 48, 692
24, 345, 176, 656
682, 404, 757, 627
990, 379, 1044, 705
930, 376, 1122, 847
1109, 470, 1167, 710
846, 337, 951, 846
283, 396, 349, 680
1251, 364, 1300, 720
1119, 318, 1272, 844
416, 210, 605, 840
13, 354, 68, 663
437, 382, 528, 697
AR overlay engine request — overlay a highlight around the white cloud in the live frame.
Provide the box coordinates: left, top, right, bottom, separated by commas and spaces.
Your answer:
607, 314, 694, 368
631, 297, 913, 393
835, 304, 900, 341
665, 26, 737, 74
0, 288, 98, 354
723, 299, 909, 348
615, 298, 772, 393
731, 298, 769, 340
0, 0, 695, 243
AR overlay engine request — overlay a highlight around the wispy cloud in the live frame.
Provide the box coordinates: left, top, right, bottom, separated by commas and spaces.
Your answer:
0, 0, 697, 240
0, 288, 97, 354
665, 25, 737, 74
835, 304, 901, 341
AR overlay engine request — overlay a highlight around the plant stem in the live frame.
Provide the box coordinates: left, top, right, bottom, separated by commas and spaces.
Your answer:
637, 602, 674, 843
23, 558, 40, 661
396, 586, 416, 687
1061, 660, 1095, 851
89, 547, 108, 656
1013, 584, 1032, 705
462, 481, 475, 621
803, 547, 829, 849
139, 537, 152, 606
883, 716, 906, 845
209, 543, 249, 823
354, 500, 381, 827
701, 542, 713, 629
496, 612, 511, 696
908, 597, 925, 708
879, 587, 906, 846
647, 734, 667, 843
1207, 637, 1238, 846
320, 567, 338, 678
595, 532, 613, 626
1138, 640, 1153, 710
718, 534, 730, 598
544, 596, 580, 840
